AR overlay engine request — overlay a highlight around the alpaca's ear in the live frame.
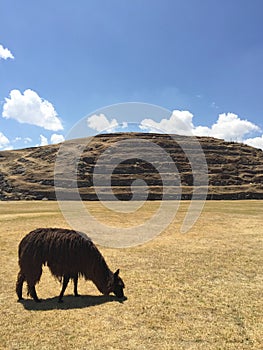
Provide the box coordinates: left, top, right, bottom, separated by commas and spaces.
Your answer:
114, 269, 120, 276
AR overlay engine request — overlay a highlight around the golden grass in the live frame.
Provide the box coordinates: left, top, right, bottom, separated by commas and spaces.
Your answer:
0, 200, 262, 349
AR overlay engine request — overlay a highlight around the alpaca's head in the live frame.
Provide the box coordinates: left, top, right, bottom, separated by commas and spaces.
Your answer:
108, 269, 125, 298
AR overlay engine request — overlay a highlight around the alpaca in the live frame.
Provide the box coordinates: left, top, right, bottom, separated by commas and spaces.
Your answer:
16, 228, 125, 302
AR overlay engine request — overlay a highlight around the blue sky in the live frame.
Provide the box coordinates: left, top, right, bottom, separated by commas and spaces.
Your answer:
1, 0, 263, 149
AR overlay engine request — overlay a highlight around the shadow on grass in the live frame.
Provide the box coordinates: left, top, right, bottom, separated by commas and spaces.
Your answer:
19, 294, 127, 311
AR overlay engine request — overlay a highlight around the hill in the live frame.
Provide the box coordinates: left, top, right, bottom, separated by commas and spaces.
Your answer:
0, 133, 263, 200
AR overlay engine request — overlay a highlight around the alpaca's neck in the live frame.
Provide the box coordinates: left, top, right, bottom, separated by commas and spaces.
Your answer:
85, 246, 113, 295
92, 260, 113, 294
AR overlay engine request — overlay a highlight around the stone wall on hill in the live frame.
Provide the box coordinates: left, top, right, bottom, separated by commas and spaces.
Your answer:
0, 133, 262, 200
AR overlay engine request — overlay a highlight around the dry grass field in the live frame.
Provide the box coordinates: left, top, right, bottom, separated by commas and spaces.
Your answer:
0, 200, 262, 349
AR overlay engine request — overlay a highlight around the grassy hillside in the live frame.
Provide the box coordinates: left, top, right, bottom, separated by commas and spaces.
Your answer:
0, 133, 263, 200
0, 201, 262, 349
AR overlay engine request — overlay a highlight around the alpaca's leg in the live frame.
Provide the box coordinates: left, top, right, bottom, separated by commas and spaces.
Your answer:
58, 275, 70, 302
27, 265, 42, 302
16, 271, 25, 301
73, 275, 80, 297
27, 284, 41, 302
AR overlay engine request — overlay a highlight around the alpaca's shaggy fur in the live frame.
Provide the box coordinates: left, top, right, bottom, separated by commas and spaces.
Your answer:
16, 228, 125, 302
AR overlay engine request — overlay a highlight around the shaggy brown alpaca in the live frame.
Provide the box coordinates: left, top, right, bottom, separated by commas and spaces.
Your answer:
16, 228, 125, 302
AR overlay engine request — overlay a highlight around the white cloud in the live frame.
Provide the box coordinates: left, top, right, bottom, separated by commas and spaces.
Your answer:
13, 136, 32, 145
0, 131, 10, 149
194, 113, 260, 141
140, 110, 195, 135
50, 133, 65, 144
244, 135, 263, 150
2, 89, 63, 131
24, 137, 32, 144
140, 110, 260, 145
87, 113, 118, 133
39, 135, 48, 146
0, 44, 14, 60
35, 134, 65, 147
